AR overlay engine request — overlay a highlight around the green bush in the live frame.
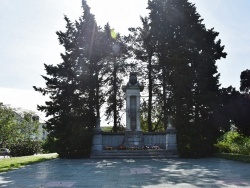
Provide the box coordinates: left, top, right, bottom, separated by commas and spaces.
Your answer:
56, 128, 93, 159
215, 131, 250, 155
9, 141, 43, 157
42, 136, 57, 153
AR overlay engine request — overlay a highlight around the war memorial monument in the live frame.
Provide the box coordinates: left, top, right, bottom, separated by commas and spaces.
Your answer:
91, 72, 177, 158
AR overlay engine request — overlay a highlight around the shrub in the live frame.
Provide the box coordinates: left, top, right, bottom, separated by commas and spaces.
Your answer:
9, 140, 42, 157
215, 131, 250, 155
56, 128, 93, 159
42, 136, 57, 153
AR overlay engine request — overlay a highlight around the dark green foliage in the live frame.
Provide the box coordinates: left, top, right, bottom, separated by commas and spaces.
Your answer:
240, 69, 250, 94
216, 86, 250, 136
101, 126, 125, 132
226, 95, 250, 136
33, 1, 111, 158
128, 0, 227, 157
42, 132, 91, 157
140, 102, 165, 132
56, 127, 93, 158
9, 141, 42, 157
0, 103, 40, 148
215, 131, 250, 155
131, 0, 226, 157
103, 25, 128, 132
124, 0, 228, 157
42, 136, 57, 153
215, 86, 240, 131
126, 17, 159, 132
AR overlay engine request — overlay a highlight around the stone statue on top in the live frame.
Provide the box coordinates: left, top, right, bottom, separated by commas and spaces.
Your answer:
122, 72, 144, 92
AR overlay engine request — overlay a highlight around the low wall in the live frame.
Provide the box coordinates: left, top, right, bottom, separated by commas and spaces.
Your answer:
143, 132, 166, 149
102, 132, 167, 149
102, 132, 124, 148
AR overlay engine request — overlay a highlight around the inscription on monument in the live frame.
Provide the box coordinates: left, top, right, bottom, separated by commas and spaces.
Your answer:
130, 96, 136, 131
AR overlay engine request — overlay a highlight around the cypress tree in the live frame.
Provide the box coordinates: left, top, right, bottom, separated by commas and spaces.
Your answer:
103, 25, 128, 132
33, 1, 109, 157
146, 0, 227, 157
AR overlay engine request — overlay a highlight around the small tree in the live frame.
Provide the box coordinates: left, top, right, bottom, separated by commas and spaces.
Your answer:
0, 103, 17, 147
0, 103, 40, 155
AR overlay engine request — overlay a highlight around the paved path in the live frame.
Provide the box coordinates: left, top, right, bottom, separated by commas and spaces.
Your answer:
1, 158, 250, 187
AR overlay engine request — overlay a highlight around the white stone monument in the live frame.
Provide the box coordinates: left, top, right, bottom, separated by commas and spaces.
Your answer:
122, 72, 144, 147
91, 117, 102, 154
166, 116, 177, 154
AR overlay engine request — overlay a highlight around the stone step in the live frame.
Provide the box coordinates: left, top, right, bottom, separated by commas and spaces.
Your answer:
90, 149, 178, 159
99, 150, 171, 155
91, 155, 178, 159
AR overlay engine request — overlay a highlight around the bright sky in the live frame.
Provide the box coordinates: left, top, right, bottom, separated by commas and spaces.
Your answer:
0, 0, 249, 121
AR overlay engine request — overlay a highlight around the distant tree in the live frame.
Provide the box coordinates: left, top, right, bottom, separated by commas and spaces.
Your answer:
216, 86, 250, 136
140, 101, 164, 132
0, 103, 17, 147
240, 69, 250, 94
0, 103, 39, 148
228, 95, 250, 136
215, 86, 241, 132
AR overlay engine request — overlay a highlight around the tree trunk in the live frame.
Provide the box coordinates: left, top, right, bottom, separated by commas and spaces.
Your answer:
113, 59, 118, 132
162, 66, 168, 130
147, 51, 153, 132
95, 71, 100, 119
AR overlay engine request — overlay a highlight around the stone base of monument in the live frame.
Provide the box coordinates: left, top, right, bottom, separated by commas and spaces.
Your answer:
166, 127, 178, 155
91, 149, 178, 159
91, 134, 103, 155
123, 131, 144, 148
90, 131, 179, 159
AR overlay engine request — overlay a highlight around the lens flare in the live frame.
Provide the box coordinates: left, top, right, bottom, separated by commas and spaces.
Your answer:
111, 29, 117, 39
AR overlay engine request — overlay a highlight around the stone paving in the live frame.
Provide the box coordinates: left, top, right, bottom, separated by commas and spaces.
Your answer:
1, 157, 250, 187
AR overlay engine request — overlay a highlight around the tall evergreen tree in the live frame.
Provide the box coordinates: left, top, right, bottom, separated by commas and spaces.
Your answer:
103, 25, 128, 132
145, 0, 227, 157
33, 1, 110, 157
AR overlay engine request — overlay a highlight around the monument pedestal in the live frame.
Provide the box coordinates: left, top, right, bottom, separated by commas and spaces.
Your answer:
166, 127, 177, 154
91, 118, 103, 155
123, 131, 144, 148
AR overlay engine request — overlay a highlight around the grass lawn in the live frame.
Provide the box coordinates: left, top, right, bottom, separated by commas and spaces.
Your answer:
0, 153, 58, 173
216, 153, 250, 163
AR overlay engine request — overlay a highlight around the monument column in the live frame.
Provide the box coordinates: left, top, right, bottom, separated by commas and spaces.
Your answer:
126, 94, 131, 131
136, 95, 141, 131
122, 72, 144, 147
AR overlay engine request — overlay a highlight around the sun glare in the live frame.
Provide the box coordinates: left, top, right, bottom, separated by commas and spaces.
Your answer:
87, 0, 148, 35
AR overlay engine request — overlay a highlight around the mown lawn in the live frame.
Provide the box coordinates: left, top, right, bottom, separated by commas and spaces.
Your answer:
216, 153, 250, 163
0, 153, 58, 173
